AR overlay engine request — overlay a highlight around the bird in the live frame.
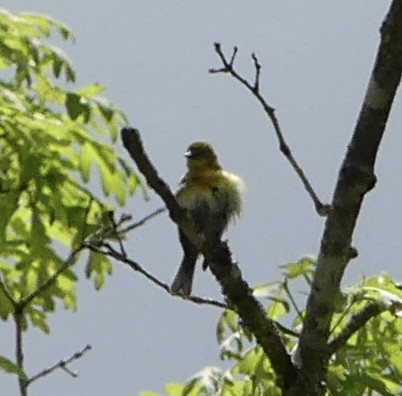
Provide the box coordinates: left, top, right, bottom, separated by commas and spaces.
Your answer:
170, 141, 244, 297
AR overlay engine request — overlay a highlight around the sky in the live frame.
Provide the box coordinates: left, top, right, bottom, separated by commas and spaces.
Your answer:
1, 1, 400, 395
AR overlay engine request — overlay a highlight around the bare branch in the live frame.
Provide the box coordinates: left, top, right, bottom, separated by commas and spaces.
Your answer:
298, 2, 402, 392
251, 53, 261, 91
85, 241, 227, 310
27, 345, 92, 385
121, 128, 298, 393
86, 238, 299, 339
120, 207, 166, 233
87, 240, 298, 336
328, 303, 383, 354
229, 46, 238, 66
210, 42, 329, 216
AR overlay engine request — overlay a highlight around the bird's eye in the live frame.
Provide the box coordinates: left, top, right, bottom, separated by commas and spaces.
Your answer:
186, 149, 202, 159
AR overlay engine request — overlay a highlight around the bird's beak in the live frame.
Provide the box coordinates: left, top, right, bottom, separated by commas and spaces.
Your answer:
185, 150, 193, 158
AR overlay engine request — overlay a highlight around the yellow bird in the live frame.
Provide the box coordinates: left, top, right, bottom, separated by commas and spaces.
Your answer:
170, 141, 244, 297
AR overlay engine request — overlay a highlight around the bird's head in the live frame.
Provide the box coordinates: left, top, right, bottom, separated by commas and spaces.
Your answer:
185, 141, 221, 172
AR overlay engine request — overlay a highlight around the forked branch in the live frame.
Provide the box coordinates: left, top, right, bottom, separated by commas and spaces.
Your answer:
210, 42, 329, 216
27, 345, 92, 386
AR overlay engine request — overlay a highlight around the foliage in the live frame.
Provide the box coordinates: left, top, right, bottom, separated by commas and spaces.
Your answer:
1, 7, 401, 396
0, 7, 138, 373
143, 258, 402, 396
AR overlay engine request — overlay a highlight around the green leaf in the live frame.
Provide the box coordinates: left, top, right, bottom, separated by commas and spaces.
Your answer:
85, 251, 113, 290
24, 266, 39, 294
79, 141, 94, 182
27, 307, 50, 334
52, 56, 63, 78
65, 92, 90, 121
0, 288, 14, 320
53, 20, 73, 41
216, 309, 239, 344
0, 190, 20, 242
182, 377, 204, 396
219, 332, 244, 361
0, 356, 28, 380
56, 273, 77, 311
31, 213, 50, 255
19, 13, 56, 37
165, 383, 186, 396
94, 95, 116, 123
266, 296, 289, 320
76, 83, 105, 98
235, 347, 264, 376
280, 256, 315, 279
64, 62, 76, 82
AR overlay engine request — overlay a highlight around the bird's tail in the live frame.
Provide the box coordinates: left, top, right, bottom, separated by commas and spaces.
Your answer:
170, 257, 196, 297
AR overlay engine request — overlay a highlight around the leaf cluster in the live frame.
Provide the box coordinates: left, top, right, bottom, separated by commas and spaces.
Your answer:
143, 259, 402, 396
0, 9, 139, 377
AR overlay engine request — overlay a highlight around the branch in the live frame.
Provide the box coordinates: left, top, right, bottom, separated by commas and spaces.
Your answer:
107, 211, 127, 257
120, 207, 166, 233
274, 321, 300, 338
283, 278, 304, 320
121, 128, 203, 247
87, 239, 298, 337
298, 2, 402, 393
15, 311, 27, 396
121, 128, 299, 393
210, 43, 329, 216
85, 241, 227, 309
328, 303, 383, 354
0, 273, 17, 308
27, 345, 92, 386
18, 245, 83, 309
16, 196, 93, 311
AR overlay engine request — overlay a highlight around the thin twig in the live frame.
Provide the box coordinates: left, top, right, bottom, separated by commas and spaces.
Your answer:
108, 211, 127, 257
303, 273, 312, 287
86, 240, 298, 336
78, 197, 93, 244
328, 303, 383, 354
229, 46, 238, 66
329, 295, 357, 335
27, 345, 92, 385
283, 278, 303, 320
85, 242, 227, 309
251, 53, 261, 91
210, 42, 329, 216
275, 321, 300, 338
0, 273, 17, 308
120, 207, 166, 233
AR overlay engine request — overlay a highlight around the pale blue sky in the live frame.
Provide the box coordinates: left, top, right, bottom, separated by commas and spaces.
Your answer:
1, 2, 400, 395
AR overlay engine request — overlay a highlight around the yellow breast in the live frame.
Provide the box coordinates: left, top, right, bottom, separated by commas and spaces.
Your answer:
176, 169, 244, 221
